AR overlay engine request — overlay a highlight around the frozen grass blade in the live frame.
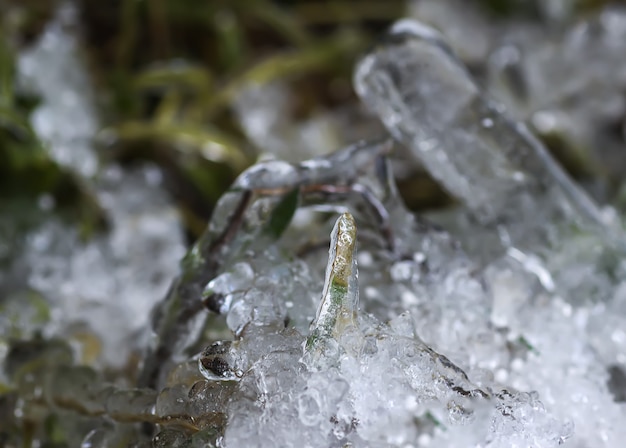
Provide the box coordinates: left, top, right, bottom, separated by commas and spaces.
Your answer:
304, 212, 359, 368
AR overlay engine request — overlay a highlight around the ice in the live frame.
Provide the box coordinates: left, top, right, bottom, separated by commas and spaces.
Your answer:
141, 138, 393, 388
154, 22, 626, 443
3, 3, 186, 370
347, 20, 626, 446
497, 7, 626, 115
486, 7, 626, 189
17, 4, 99, 178
191, 205, 579, 447
4, 3, 626, 447
354, 19, 619, 249
21, 166, 185, 367
353, 18, 626, 312
198, 341, 241, 381
6, 130, 626, 446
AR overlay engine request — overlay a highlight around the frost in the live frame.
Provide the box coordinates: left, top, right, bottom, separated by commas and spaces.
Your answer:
4, 5, 186, 368
18, 3, 99, 178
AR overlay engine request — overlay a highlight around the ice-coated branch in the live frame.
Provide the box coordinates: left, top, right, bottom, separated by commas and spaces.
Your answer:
138, 190, 253, 389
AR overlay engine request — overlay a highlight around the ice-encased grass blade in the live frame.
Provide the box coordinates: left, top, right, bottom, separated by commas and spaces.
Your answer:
142, 141, 392, 388
304, 212, 359, 367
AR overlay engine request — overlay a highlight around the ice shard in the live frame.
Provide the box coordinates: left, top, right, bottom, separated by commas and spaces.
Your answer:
354, 19, 622, 252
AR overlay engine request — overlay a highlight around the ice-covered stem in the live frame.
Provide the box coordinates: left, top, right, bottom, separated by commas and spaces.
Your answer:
139, 190, 253, 389
141, 139, 405, 389
354, 19, 621, 250
140, 141, 396, 389
304, 212, 360, 367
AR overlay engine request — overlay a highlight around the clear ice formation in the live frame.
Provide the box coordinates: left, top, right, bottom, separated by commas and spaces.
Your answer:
353, 19, 623, 253
353, 18, 626, 313
406, 3, 626, 203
